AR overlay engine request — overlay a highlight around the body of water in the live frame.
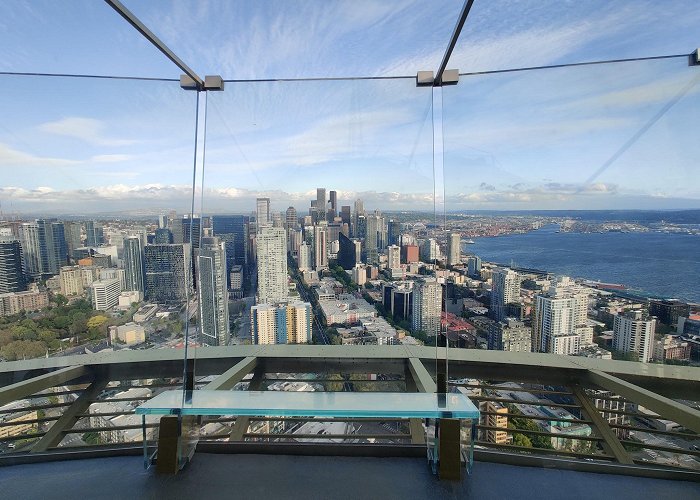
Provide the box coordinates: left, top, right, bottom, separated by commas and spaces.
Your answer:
464, 226, 700, 303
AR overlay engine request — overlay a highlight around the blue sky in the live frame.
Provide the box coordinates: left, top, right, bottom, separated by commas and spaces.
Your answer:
0, 0, 698, 215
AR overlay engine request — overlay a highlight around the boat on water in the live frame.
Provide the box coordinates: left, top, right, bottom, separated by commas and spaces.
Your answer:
464, 239, 476, 244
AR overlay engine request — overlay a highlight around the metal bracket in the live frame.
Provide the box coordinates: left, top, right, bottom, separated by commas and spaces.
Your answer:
416, 69, 459, 87
181, 74, 225, 91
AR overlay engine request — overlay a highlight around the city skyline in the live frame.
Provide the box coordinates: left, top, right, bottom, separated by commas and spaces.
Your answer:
0, 1, 699, 214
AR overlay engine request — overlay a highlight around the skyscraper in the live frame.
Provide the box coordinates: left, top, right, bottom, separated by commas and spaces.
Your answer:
123, 237, 145, 295
467, 255, 482, 278
63, 222, 83, 258
337, 233, 357, 270
613, 310, 656, 362
19, 219, 66, 278
328, 190, 337, 221
197, 237, 230, 346
212, 215, 249, 288
447, 233, 461, 266
420, 238, 439, 263
490, 268, 521, 322
0, 238, 27, 293
313, 224, 328, 271
297, 242, 312, 271
340, 206, 351, 227
387, 220, 400, 246
256, 198, 271, 232
285, 206, 298, 229
387, 245, 401, 270
256, 227, 288, 303
144, 244, 191, 304
412, 279, 442, 336
182, 216, 201, 249
488, 318, 532, 352
316, 188, 327, 223
154, 228, 173, 244
85, 221, 104, 247
365, 213, 381, 265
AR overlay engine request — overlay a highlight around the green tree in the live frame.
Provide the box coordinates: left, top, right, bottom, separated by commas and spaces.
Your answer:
512, 433, 532, 448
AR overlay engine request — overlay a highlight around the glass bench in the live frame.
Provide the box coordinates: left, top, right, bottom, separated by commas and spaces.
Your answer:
136, 390, 480, 479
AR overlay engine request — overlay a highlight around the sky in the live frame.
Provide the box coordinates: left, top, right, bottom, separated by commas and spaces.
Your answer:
0, 0, 699, 216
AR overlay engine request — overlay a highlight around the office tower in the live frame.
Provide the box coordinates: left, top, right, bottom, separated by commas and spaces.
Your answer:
387, 220, 400, 246
467, 255, 482, 278
315, 188, 326, 223
419, 238, 439, 263
377, 214, 388, 250
447, 233, 461, 266
144, 244, 191, 304
531, 278, 589, 355
0, 239, 27, 293
123, 237, 145, 295
251, 301, 312, 344
313, 224, 328, 271
90, 278, 121, 311
297, 242, 312, 271
256, 198, 271, 232
229, 265, 244, 298
154, 228, 173, 244
272, 212, 284, 228
337, 233, 357, 270
355, 214, 367, 240
387, 245, 401, 270
329, 190, 337, 217
170, 217, 184, 244
85, 221, 103, 247
613, 310, 656, 362
100, 268, 126, 292
488, 319, 532, 352
212, 215, 249, 289
340, 206, 351, 227
353, 198, 365, 232
365, 213, 381, 265
256, 227, 288, 303
490, 268, 521, 322
158, 215, 168, 229
412, 279, 442, 336
63, 222, 83, 258
19, 219, 66, 278
197, 237, 230, 347
59, 266, 84, 296
401, 245, 419, 264
285, 206, 298, 229
288, 229, 302, 255
383, 283, 413, 322
182, 216, 201, 249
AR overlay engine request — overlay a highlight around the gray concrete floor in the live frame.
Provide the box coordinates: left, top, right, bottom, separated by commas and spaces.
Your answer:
0, 454, 698, 500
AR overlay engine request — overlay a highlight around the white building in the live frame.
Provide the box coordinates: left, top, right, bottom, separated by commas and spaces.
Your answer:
251, 301, 312, 344
59, 266, 84, 296
613, 310, 656, 363
109, 322, 145, 346
387, 245, 401, 271
490, 268, 521, 321
297, 242, 312, 271
412, 279, 442, 336
256, 226, 288, 304
90, 278, 121, 311
352, 265, 367, 286
447, 233, 461, 266
313, 223, 328, 271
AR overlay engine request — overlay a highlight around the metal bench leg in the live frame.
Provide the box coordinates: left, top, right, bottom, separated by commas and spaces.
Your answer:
438, 418, 463, 480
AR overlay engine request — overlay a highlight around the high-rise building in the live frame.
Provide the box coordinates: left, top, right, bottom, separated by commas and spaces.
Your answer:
313, 224, 328, 271
613, 310, 656, 363
256, 198, 271, 232
329, 190, 337, 220
182, 216, 201, 249
316, 188, 327, 223
285, 206, 298, 230
85, 221, 103, 247
420, 238, 439, 263
365, 213, 381, 265
412, 279, 442, 336
297, 242, 312, 271
387, 220, 400, 247
447, 233, 461, 266
256, 227, 288, 304
20, 219, 66, 278
467, 255, 482, 278
197, 237, 230, 346
340, 206, 351, 227
144, 244, 191, 304
387, 245, 401, 270
353, 199, 364, 237
532, 277, 590, 355
123, 237, 145, 295
212, 215, 249, 289
0, 239, 27, 293
648, 299, 689, 327
154, 228, 173, 244
90, 278, 121, 311
251, 301, 312, 344
488, 318, 532, 352
170, 217, 184, 244
490, 268, 521, 322
481, 401, 511, 445
63, 222, 83, 258
401, 245, 419, 264
158, 215, 168, 229
383, 283, 413, 322
337, 233, 357, 270
59, 265, 84, 296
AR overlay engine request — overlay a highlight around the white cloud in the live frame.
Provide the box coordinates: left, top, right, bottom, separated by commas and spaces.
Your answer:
0, 142, 79, 166
38, 117, 139, 147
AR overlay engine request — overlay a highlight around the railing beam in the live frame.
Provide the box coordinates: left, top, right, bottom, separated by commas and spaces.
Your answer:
407, 358, 436, 394
0, 366, 88, 407
30, 377, 109, 453
404, 363, 426, 445
586, 369, 700, 433
229, 365, 265, 442
204, 357, 258, 391
570, 385, 634, 464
